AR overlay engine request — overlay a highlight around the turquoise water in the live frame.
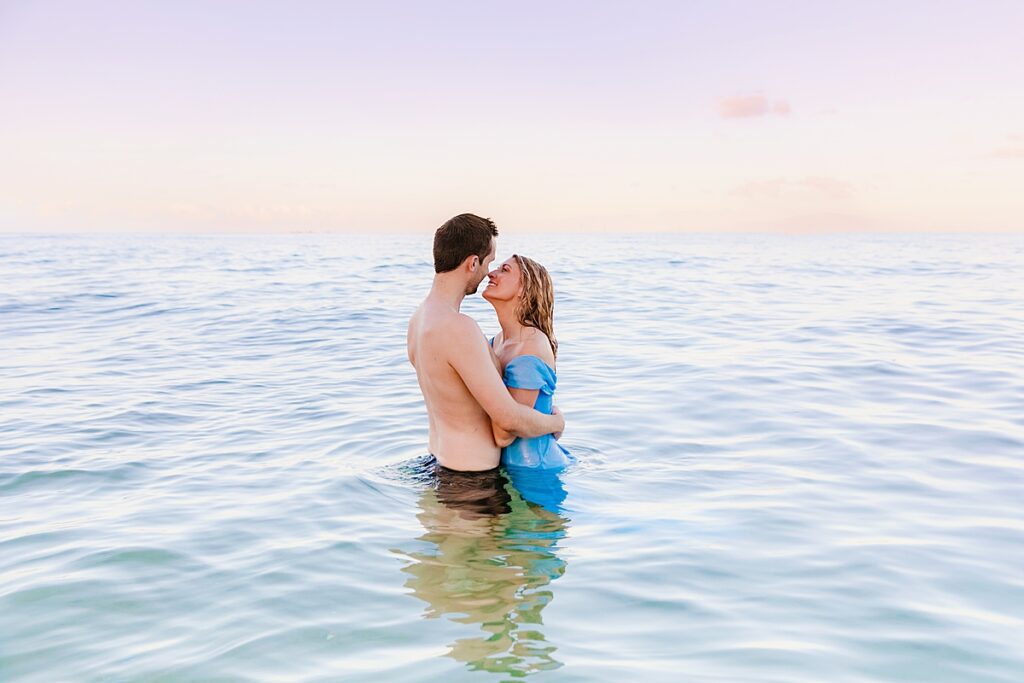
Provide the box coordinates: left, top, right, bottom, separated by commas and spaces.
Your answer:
2, 233, 1023, 682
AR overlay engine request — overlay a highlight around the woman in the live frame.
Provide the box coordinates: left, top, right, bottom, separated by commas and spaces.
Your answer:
482, 254, 573, 470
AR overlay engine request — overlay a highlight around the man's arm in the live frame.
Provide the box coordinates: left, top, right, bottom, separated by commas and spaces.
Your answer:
492, 387, 539, 447
448, 316, 564, 438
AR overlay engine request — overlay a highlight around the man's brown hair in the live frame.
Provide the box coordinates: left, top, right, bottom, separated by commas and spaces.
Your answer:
433, 213, 498, 273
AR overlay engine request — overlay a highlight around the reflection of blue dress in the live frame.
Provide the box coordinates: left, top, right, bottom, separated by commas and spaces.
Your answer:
501, 355, 574, 470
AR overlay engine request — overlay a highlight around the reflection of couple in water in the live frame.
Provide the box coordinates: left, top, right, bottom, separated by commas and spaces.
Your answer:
397, 464, 569, 676
401, 213, 575, 674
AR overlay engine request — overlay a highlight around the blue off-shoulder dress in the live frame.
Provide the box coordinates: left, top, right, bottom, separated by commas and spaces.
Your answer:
500, 354, 574, 470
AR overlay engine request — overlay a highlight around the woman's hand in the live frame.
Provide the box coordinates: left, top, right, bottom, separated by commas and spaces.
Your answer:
551, 405, 564, 440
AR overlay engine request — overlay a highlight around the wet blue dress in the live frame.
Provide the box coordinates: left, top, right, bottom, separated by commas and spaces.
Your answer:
500, 354, 574, 470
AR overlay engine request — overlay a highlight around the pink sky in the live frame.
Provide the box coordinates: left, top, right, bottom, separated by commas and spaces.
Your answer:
1, 0, 1022, 233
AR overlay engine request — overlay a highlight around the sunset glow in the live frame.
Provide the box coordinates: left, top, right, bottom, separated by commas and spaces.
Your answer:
1, 1, 1021, 233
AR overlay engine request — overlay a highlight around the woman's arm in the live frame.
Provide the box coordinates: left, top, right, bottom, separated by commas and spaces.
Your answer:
492, 387, 540, 447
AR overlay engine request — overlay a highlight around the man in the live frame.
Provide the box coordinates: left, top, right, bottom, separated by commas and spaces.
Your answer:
407, 213, 565, 471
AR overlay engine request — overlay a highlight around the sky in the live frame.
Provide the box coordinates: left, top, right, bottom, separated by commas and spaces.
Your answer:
1, 0, 1022, 233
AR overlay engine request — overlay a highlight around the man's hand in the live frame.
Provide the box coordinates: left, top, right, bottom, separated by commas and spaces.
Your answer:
552, 405, 564, 440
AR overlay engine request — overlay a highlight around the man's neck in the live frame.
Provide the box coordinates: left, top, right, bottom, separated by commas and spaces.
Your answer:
429, 273, 469, 311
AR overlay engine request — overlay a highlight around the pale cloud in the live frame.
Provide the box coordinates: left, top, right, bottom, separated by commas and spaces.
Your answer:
718, 94, 791, 119
993, 134, 1024, 159
732, 176, 852, 201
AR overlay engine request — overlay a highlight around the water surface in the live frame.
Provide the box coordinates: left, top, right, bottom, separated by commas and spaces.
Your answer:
2, 233, 1023, 682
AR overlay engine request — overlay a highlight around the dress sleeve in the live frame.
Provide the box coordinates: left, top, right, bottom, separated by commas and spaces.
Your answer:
504, 355, 555, 392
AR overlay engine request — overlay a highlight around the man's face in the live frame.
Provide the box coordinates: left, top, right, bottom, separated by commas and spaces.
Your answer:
466, 238, 497, 295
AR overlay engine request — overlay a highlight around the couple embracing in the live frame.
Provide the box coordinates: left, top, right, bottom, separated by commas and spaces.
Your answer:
407, 213, 572, 473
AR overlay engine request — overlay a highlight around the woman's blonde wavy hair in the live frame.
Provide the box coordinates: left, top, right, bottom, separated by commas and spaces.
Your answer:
512, 254, 558, 360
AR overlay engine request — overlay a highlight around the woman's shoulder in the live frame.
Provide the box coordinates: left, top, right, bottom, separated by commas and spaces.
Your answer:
520, 328, 555, 367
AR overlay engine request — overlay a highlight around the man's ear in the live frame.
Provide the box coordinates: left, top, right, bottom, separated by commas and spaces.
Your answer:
467, 255, 479, 270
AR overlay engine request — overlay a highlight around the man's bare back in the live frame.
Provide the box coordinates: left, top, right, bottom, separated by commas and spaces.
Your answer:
408, 299, 500, 471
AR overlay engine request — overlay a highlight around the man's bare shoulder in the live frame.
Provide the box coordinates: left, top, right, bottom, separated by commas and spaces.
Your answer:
414, 306, 482, 345
448, 311, 484, 337
432, 312, 485, 350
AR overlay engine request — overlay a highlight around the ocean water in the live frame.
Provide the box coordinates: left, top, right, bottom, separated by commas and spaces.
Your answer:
2, 232, 1023, 683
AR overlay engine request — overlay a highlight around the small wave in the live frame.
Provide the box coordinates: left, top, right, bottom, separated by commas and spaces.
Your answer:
0, 463, 149, 494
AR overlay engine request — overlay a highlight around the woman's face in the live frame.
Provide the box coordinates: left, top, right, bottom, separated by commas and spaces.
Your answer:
482, 257, 522, 304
